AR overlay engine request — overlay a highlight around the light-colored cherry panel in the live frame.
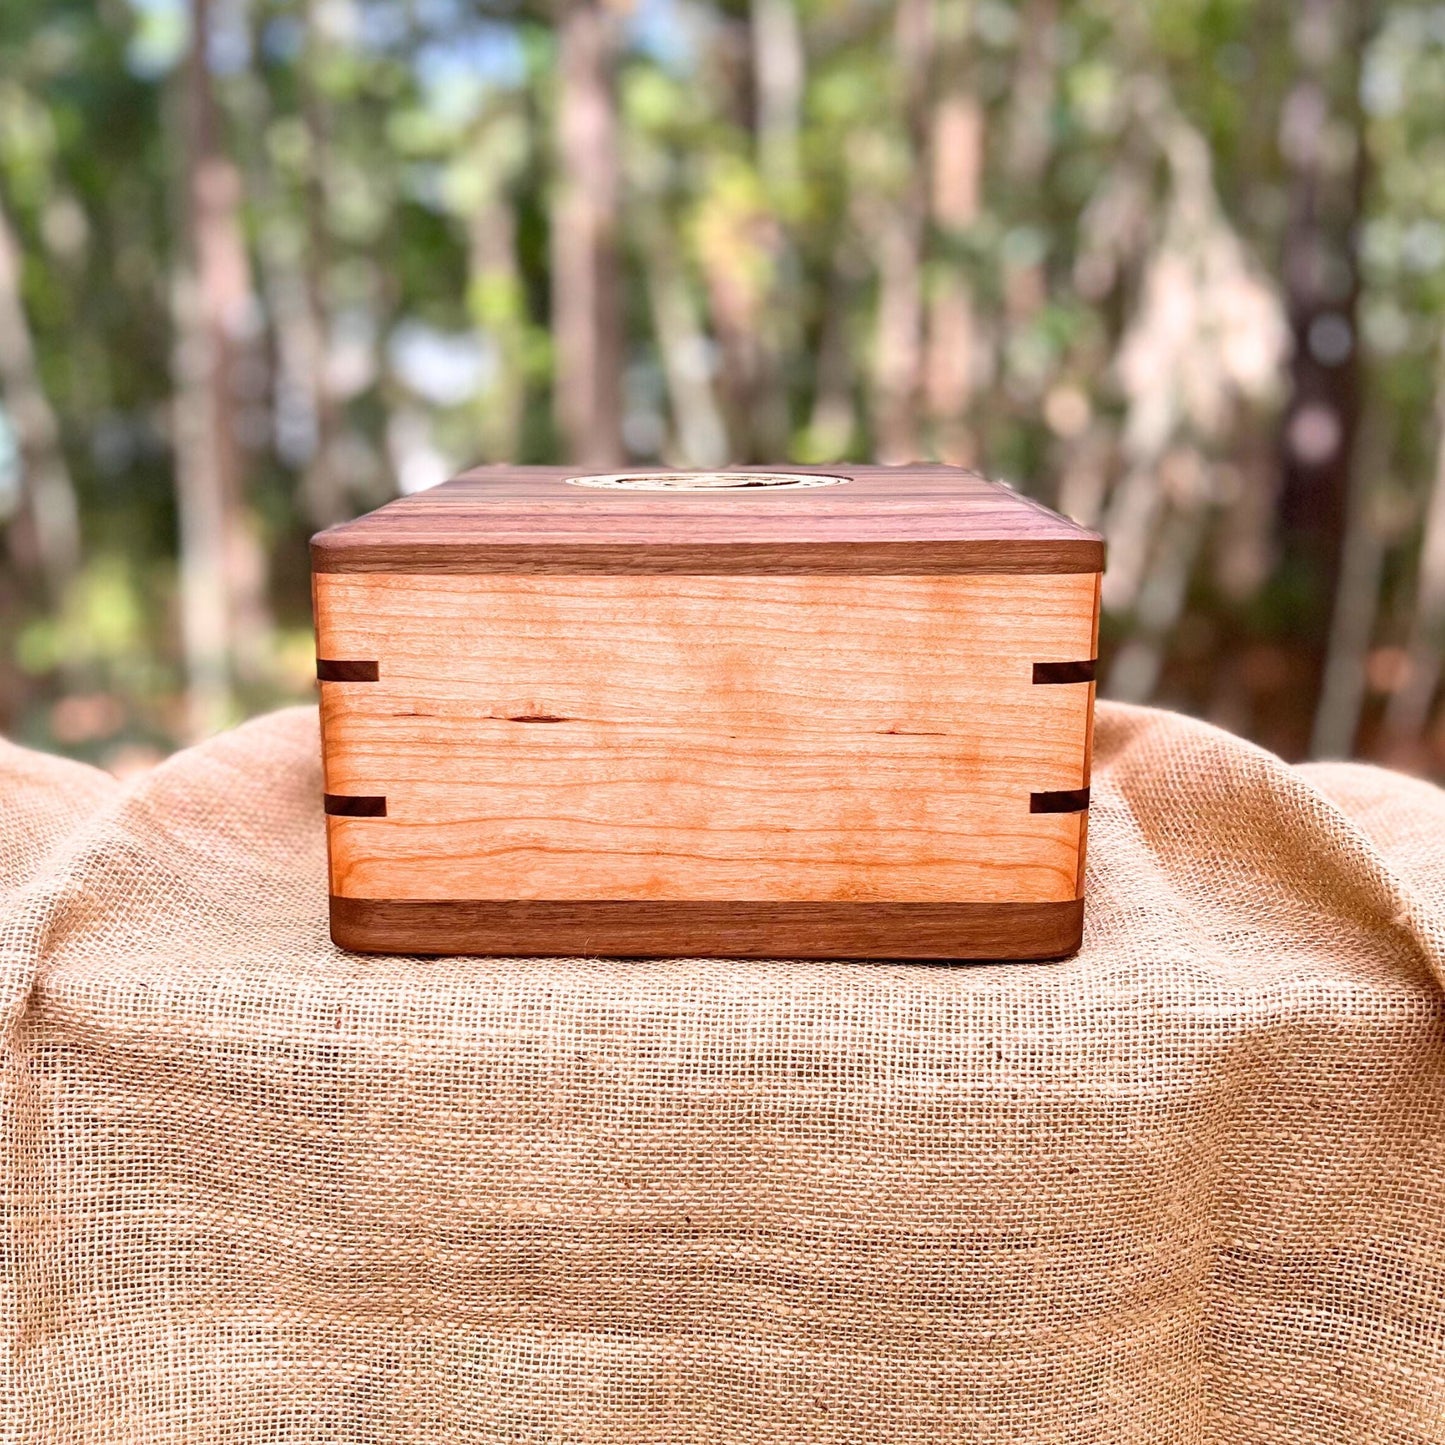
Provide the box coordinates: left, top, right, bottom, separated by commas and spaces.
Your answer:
316, 572, 1097, 904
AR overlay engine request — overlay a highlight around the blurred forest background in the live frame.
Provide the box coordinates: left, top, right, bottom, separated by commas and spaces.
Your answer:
1, 0, 1444, 779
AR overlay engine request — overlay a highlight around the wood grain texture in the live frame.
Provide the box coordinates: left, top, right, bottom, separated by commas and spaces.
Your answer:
328, 896, 1086, 960
315, 571, 1098, 908
311, 465, 1104, 574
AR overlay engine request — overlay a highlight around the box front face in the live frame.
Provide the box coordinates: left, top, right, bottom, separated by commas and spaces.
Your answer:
314, 572, 1098, 915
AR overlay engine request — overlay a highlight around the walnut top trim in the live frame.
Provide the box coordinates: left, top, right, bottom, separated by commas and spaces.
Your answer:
311, 464, 1104, 574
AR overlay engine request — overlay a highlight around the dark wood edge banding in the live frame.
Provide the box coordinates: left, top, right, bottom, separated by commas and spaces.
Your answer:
1029, 787, 1091, 815
323, 793, 387, 818
327, 897, 1085, 961
1032, 658, 1097, 685
310, 540, 1106, 575
317, 658, 380, 682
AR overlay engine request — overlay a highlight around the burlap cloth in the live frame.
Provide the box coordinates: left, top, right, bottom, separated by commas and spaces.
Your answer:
3, 703, 1443, 1444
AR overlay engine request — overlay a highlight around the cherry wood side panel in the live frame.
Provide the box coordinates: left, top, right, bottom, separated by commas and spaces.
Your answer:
314, 572, 1098, 905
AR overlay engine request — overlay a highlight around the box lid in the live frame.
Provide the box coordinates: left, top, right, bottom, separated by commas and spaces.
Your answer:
311, 464, 1103, 574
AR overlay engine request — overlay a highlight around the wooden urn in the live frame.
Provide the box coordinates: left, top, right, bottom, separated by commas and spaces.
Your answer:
311, 465, 1103, 960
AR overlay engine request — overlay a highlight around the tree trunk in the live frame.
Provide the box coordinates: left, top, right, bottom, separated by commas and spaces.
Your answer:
1005, 0, 1057, 186
638, 208, 728, 468
1309, 409, 1389, 757
1382, 337, 1445, 751
869, 0, 932, 464
551, 0, 624, 467
871, 212, 925, 463
174, 0, 264, 737
467, 128, 529, 463
0, 190, 81, 604
1275, 0, 1371, 744
696, 234, 767, 463
805, 235, 866, 459
743, 0, 805, 460
469, 197, 526, 462
1104, 456, 1211, 704
750, 0, 804, 199
1000, 0, 1056, 327
297, 0, 345, 526
923, 0, 982, 465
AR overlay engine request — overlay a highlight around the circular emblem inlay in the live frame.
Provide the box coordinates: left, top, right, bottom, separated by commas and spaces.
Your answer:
565, 471, 850, 491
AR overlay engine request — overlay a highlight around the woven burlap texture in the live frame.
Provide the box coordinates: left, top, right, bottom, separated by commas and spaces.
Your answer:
3, 702, 1443, 1444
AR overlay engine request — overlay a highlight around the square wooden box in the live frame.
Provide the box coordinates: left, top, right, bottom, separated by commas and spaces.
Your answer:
311, 465, 1103, 960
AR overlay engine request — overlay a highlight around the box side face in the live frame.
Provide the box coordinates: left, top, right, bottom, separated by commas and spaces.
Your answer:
314, 572, 1097, 911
